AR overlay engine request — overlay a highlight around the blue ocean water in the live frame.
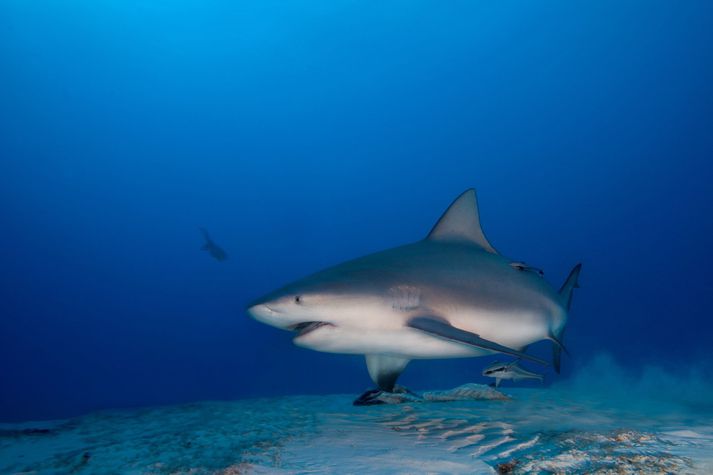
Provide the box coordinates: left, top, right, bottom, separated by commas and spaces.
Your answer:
1, 0, 712, 439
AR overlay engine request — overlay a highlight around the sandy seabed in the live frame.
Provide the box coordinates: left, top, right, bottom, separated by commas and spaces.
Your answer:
1, 384, 712, 474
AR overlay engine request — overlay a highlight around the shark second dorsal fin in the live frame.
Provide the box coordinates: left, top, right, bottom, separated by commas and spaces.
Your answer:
426, 189, 498, 254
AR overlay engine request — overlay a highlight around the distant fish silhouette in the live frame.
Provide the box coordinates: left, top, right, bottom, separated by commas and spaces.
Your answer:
200, 228, 228, 261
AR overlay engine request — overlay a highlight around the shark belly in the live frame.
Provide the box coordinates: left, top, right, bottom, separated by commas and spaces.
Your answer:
293, 325, 489, 359
448, 309, 550, 351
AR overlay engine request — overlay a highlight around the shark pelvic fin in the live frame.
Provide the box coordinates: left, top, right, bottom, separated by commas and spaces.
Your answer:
552, 263, 582, 373
548, 264, 582, 373
407, 316, 548, 366
558, 263, 582, 311
427, 189, 498, 254
548, 333, 570, 356
551, 330, 564, 374
365, 354, 410, 392
548, 331, 569, 374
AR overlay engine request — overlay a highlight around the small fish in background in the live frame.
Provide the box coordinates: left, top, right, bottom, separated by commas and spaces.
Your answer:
199, 227, 228, 261
482, 360, 543, 388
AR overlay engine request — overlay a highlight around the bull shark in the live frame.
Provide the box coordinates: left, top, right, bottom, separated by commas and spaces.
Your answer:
482, 360, 544, 388
200, 227, 228, 261
247, 189, 580, 398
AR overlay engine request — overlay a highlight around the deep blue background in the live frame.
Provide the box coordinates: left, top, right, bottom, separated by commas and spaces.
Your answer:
2, 1, 712, 422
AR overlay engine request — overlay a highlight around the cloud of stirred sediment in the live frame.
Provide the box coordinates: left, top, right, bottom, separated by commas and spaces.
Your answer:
556, 353, 713, 411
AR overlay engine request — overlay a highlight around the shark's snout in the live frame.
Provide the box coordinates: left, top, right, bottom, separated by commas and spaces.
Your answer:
246, 298, 285, 328
246, 289, 287, 316
247, 303, 293, 330
246, 291, 312, 330
246, 302, 274, 318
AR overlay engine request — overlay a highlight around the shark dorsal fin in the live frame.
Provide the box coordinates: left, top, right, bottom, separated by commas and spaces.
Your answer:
426, 189, 498, 254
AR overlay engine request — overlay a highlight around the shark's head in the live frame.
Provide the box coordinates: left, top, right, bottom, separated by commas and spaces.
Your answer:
246, 265, 387, 339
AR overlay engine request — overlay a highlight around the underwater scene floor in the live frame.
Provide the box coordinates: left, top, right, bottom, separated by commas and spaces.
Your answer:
1, 384, 712, 474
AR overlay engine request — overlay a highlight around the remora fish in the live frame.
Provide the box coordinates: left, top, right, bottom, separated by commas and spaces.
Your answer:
482, 360, 544, 388
200, 228, 228, 261
247, 189, 580, 396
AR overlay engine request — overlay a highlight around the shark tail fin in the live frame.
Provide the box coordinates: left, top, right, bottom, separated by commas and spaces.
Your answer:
551, 263, 581, 373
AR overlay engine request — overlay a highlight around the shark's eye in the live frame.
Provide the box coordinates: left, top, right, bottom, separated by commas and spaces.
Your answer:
294, 296, 302, 304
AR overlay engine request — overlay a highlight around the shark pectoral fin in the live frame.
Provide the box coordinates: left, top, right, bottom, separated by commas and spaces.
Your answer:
365, 354, 410, 392
407, 316, 548, 367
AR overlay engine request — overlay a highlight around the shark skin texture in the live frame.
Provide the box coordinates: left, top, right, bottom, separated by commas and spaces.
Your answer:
247, 189, 581, 401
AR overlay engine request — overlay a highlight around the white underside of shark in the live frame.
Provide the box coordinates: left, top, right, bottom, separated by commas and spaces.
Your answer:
293, 300, 547, 359
248, 189, 580, 393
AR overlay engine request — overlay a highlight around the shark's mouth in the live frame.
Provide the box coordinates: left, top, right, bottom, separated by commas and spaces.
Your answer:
289, 321, 334, 337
